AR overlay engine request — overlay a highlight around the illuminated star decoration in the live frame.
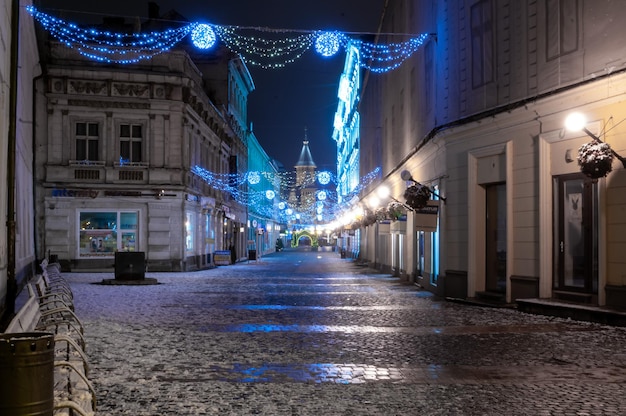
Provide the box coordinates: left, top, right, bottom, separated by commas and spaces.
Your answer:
26, 6, 432, 72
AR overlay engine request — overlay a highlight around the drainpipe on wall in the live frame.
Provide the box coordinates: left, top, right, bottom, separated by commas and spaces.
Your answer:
4, 0, 20, 318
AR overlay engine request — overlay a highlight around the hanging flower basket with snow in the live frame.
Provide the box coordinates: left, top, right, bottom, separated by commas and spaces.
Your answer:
386, 202, 406, 221
577, 141, 614, 179
404, 185, 431, 210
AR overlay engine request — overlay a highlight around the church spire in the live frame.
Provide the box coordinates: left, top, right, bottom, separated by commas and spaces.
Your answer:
295, 127, 316, 168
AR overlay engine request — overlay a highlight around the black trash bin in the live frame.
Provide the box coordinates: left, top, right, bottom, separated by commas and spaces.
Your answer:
340, 249, 346, 259
0, 332, 55, 416
115, 251, 146, 280
248, 249, 257, 260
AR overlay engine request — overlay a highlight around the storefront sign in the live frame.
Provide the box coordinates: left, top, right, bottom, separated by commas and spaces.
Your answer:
104, 190, 142, 197
390, 219, 406, 233
214, 250, 232, 265
201, 196, 216, 208
414, 200, 440, 232
52, 188, 99, 198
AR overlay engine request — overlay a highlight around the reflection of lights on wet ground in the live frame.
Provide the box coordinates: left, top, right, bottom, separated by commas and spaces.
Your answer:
426, 364, 442, 380
230, 304, 424, 311
209, 363, 403, 384
205, 324, 411, 333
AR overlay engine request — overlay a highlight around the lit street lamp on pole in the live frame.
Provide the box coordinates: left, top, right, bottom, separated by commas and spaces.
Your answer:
400, 170, 447, 203
565, 112, 626, 169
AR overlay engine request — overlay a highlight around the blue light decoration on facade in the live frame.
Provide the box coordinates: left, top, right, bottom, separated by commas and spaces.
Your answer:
317, 190, 327, 201
278, 202, 286, 210
191, 23, 217, 49
317, 171, 331, 185
314, 31, 345, 57
265, 190, 276, 200
357, 33, 430, 73
26, 6, 432, 72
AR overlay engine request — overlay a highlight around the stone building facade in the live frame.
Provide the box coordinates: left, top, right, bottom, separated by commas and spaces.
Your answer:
34, 42, 251, 271
359, 0, 626, 308
0, 0, 40, 318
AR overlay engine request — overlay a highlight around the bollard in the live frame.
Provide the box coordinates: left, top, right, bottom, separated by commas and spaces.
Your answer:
0, 332, 55, 416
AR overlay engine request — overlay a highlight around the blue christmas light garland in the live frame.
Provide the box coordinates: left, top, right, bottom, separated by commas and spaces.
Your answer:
190, 166, 381, 226
26, 6, 431, 72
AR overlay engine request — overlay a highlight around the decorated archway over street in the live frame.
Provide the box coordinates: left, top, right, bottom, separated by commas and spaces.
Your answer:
291, 230, 318, 248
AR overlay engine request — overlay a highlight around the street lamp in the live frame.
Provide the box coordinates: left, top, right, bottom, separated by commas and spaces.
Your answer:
400, 170, 447, 202
565, 112, 626, 168
373, 184, 414, 211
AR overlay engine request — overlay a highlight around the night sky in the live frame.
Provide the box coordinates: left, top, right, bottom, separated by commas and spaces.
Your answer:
35, 0, 386, 170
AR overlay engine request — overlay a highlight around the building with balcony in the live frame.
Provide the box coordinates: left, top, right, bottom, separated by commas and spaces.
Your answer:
34, 29, 252, 271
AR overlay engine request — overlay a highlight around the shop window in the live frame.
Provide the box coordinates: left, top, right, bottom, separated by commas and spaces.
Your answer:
185, 213, 194, 252
430, 185, 440, 286
79, 211, 138, 257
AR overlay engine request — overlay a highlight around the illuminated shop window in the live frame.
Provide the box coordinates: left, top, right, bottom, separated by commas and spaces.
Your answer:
79, 211, 138, 257
185, 213, 195, 252
430, 186, 440, 286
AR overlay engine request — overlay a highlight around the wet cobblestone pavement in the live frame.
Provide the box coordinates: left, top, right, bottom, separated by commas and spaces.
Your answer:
64, 249, 626, 415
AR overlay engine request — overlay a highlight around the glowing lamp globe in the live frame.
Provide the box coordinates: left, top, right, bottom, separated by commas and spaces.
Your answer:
191, 24, 217, 50
315, 31, 343, 57
247, 171, 261, 185
565, 112, 587, 132
376, 186, 390, 199
265, 190, 276, 200
317, 171, 331, 185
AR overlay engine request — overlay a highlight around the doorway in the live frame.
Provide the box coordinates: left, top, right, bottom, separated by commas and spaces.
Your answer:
553, 173, 598, 302
485, 183, 507, 293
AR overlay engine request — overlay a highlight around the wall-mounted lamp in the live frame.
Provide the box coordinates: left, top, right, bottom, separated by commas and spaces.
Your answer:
372, 184, 413, 212
400, 170, 447, 203
565, 112, 626, 168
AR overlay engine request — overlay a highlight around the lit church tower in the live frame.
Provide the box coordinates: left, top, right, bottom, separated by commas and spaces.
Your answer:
289, 128, 317, 218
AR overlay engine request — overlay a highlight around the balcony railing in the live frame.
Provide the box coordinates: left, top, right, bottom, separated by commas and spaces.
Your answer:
114, 161, 149, 168
69, 160, 106, 167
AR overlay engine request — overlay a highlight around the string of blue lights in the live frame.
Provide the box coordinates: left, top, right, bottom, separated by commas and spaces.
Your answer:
191, 166, 381, 226
26, 6, 430, 72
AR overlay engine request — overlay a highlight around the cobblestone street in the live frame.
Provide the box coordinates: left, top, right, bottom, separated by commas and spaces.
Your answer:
65, 249, 626, 415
